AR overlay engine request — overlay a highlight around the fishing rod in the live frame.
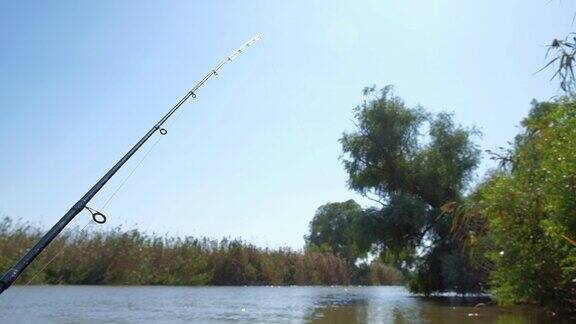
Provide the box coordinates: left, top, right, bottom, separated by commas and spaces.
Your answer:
0, 35, 261, 295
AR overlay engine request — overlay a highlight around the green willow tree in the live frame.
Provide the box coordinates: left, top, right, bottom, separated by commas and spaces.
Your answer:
304, 200, 405, 285
304, 200, 366, 263
340, 86, 485, 294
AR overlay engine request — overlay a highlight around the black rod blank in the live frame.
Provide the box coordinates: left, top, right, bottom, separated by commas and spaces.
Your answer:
0, 35, 261, 295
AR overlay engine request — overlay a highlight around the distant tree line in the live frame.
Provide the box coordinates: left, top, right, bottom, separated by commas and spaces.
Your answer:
0, 217, 403, 287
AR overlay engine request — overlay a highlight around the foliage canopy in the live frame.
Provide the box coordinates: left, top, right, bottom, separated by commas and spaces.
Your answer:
337, 86, 483, 294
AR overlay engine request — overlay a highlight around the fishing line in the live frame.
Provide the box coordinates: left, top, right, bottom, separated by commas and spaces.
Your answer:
14, 137, 164, 288
98, 136, 163, 211
2, 36, 261, 320
23, 219, 94, 286
20, 75, 196, 286
1, 219, 95, 320
94, 88, 190, 215
22, 132, 167, 285
1, 218, 92, 319
0, 35, 262, 295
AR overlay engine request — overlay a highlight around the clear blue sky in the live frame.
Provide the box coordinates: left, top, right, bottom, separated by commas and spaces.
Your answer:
0, 0, 574, 249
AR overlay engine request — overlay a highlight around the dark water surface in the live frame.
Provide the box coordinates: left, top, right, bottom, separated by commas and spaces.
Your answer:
1, 286, 551, 323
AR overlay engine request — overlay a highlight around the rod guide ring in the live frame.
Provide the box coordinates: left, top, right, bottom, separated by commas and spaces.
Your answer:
85, 206, 107, 224
92, 212, 106, 224
159, 128, 168, 135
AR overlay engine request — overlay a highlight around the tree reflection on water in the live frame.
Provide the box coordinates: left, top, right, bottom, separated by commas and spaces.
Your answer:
306, 291, 548, 324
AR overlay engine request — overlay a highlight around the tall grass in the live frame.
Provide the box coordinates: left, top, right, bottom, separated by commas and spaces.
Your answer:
0, 217, 402, 286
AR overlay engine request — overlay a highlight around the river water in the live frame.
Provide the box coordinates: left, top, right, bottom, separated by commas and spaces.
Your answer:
0, 286, 550, 323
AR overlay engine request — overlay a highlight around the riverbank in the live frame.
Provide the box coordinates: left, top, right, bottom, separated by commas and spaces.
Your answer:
0, 217, 402, 286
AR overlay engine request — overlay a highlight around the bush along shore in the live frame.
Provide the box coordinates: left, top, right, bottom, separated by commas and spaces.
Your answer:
0, 217, 403, 286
